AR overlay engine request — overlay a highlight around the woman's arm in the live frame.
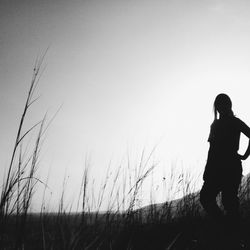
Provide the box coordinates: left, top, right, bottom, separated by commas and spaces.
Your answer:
238, 139, 250, 160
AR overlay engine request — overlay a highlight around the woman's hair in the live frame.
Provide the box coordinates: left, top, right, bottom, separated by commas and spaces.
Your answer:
213, 93, 234, 120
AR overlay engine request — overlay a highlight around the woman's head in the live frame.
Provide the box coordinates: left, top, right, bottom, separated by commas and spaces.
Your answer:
213, 93, 234, 120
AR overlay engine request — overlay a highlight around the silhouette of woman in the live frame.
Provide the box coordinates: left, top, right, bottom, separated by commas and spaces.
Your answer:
200, 93, 250, 243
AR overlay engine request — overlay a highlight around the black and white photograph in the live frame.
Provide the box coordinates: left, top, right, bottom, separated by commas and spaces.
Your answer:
1, 0, 250, 249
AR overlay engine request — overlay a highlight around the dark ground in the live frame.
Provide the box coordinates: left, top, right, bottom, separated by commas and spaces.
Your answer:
2, 214, 250, 249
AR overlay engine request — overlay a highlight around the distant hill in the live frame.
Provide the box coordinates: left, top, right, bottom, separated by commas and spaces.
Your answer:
136, 172, 250, 220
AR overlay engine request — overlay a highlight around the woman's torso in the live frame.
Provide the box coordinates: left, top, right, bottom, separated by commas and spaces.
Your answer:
204, 116, 243, 181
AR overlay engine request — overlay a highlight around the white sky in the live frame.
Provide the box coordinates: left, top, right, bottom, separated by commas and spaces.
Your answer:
1, 0, 250, 211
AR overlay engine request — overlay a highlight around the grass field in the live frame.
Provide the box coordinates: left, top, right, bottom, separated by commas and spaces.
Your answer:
1, 61, 250, 249
2, 178, 250, 250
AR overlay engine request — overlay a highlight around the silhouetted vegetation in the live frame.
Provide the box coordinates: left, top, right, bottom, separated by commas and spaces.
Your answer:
2, 62, 250, 249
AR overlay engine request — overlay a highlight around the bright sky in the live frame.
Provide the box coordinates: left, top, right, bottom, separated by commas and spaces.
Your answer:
1, 0, 250, 211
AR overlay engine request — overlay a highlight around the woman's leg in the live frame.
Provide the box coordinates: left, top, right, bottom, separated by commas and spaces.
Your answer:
221, 161, 242, 229
221, 183, 240, 222
200, 180, 224, 223
221, 177, 242, 237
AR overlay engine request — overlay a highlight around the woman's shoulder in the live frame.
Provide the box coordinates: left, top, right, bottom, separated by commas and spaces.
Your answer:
210, 119, 219, 129
232, 116, 249, 129
210, 116, 242, 128
233, 116, 244, 124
